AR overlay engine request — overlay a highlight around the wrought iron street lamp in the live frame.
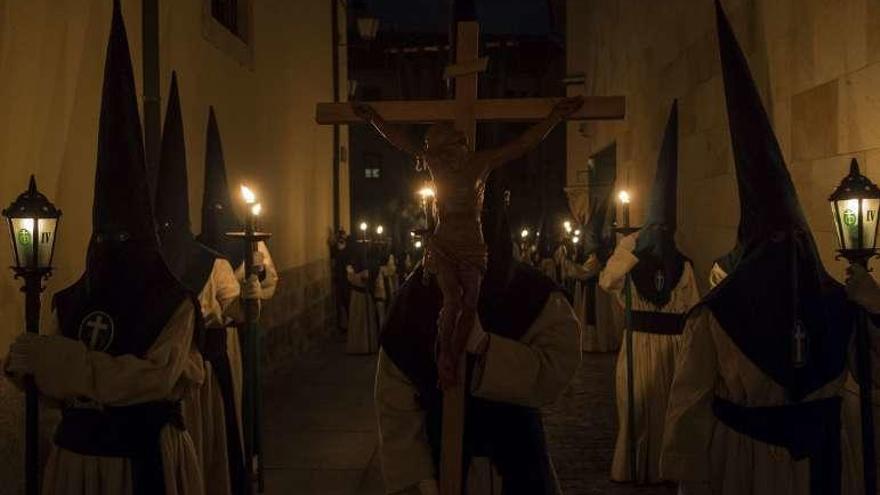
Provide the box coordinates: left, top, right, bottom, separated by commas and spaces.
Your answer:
829, 158, 879, 495
830, 159, 880, 265
2, 175, 61, 495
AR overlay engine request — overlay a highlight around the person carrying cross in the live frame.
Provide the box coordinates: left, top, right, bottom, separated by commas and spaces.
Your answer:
353, 95, 583, 388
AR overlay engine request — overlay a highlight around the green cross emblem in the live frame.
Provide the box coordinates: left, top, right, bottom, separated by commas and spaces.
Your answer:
843, 209, 858, 227
17, 228, 32, 246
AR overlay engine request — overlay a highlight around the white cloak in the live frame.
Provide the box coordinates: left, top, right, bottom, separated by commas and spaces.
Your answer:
374, 292, 582, 495
35, 302, 205, 495
599, 235, 700, 483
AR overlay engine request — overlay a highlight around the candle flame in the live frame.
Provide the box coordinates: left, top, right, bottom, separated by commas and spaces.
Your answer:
251, 203, 262, 216
414, 240, 423, 249
376, 225, 384, 235
572, 236, 580, 244
241, 185, 256, 204
359, 221, 368, 232
418, 186, 435, 199
618, 190, 631, 204
563, 220, 572, 233
521, 229, 529, 238
574, 229, 581, 236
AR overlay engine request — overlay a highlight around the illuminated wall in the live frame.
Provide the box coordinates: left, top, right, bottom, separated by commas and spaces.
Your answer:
566, 0, 880, 291
0, 0, 343, 488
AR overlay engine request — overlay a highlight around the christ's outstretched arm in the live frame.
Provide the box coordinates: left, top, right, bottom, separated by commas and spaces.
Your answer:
352, 103, 422, 157
478, 96, 584, 171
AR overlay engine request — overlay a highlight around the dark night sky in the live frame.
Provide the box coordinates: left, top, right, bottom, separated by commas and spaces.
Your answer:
363, 0, 554, 35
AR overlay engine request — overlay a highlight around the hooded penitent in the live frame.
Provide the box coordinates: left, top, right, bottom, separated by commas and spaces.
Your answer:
155, 73, 219, 292
582, 185, 614, 263
706, 0, 854, 403
630, 101, 688, 308
198, 107, 245, 269
51, 2, 195, 493
380, 172, 560, 493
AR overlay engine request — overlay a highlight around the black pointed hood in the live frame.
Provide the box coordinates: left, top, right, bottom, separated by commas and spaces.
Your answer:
631, 101, 688, 308
642, 101, 679, 229
481, 171, 514, 297
155, 73, 219, 292
53, 0, 193, 360
703, 0, 854, 401
197, 107, 245, 268
581, 186, 612, 260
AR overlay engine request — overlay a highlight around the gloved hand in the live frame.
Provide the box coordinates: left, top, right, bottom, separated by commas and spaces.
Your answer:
584, 253, 601, 277
241, 274, 262, 301
253, 250, 265, 273
846, 264, 880, 314
618, 232, 637, 253
466, 319, 489, 355
5, 333, 44, 377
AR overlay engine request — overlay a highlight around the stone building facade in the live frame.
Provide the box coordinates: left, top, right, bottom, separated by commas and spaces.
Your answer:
566, 0, 880, 290
0, 0, 343, 490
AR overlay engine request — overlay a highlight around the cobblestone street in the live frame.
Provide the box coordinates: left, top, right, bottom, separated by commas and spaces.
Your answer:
263, 340, 675, 495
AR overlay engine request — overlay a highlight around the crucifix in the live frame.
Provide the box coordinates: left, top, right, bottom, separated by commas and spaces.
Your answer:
316, 16, 624, 495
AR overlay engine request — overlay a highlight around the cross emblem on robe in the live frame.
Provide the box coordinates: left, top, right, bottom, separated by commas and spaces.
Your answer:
792, 320, 808, 368
79, 311, 115, 351
316, 17, 625, 495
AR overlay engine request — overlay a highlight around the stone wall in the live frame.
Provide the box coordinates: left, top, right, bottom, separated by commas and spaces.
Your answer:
0, 0, 342, 491
566, 0, 880, 291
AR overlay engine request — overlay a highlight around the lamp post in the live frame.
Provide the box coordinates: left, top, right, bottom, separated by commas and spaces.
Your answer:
3, 176, 61, 495
228, 185, 271, 495
829, 158, 879, 495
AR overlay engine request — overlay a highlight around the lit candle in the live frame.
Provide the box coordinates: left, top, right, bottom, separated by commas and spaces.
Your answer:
241, 185, 258, 232
618, 190, 631, 228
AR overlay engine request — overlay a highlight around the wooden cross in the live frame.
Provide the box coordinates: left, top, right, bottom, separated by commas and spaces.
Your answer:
316, 19, 625, 495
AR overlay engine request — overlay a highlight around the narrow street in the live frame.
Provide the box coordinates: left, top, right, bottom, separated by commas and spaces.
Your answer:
263, 341, 675, 495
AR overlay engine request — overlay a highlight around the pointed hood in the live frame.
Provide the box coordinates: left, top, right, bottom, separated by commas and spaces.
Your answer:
155, 73, 191, 236
155, 73, 219, 291
581, 187, 610, 254
631, 101, 688, 308
91, 0, 154, 244
642, 101, 679, 229
53, 0, 192, 360
703, 1, 854, 401
481, 171, 514, 296
198, 106, 245, 268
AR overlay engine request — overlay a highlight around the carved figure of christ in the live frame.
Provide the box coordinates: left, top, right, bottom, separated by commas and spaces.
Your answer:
352, 96, 584, 388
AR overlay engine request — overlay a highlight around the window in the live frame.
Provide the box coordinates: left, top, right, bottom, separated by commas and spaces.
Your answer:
202, 0, 253, 68
212, 0, 239, 37
364, 153, 382, 179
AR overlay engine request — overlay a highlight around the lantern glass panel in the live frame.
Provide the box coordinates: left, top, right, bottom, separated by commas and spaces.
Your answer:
833, 198, 880, 251
10, 217, 36, 268
860, 197, 880, 250
37, 218, 58, 268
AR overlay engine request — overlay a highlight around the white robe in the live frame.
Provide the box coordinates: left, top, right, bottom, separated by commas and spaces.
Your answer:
599, 236, 700, 483
347, 266, 379, 355
568, 257, 623, 353
35, 302, 205, 495
375, 292, 582, 495
660, 306, 866, 495
181, 258, 240, 495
